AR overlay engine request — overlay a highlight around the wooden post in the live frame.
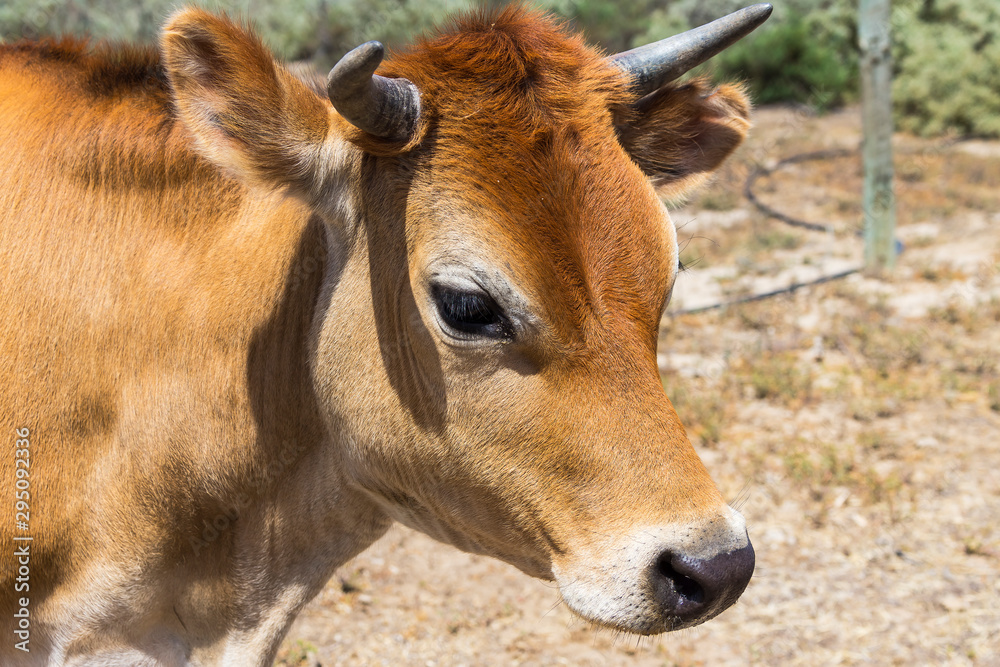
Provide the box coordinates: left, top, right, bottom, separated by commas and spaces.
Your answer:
859, 0, 896, 272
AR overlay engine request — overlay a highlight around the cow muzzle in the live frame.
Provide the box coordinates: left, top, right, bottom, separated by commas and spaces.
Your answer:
552, 507, 754, 634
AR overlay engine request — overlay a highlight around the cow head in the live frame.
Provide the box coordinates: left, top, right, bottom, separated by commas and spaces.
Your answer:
162, 4, 769, 634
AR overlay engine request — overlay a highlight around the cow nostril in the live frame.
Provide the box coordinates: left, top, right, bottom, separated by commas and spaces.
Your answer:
656, 554, 704, 605
650, 539, 754, 628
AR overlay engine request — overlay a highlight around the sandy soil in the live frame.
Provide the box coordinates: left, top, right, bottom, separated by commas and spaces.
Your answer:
277, 107, 1000, 666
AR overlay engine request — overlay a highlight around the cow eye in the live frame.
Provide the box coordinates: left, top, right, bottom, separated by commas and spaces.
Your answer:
432, 284, 512, 340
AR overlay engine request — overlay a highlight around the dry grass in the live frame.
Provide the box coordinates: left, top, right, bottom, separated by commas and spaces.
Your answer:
279, 108, 1000, 666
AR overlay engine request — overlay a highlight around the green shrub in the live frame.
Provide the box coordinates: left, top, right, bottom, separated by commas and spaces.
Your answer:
711, 10, 857, 110
0, 0, 320, 53
3, 0, 997, 138
0, 0, 475, 67
892, 0, 1000, 137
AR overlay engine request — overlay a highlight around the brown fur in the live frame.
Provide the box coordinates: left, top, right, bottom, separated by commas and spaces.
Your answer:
0, 6, 752, 663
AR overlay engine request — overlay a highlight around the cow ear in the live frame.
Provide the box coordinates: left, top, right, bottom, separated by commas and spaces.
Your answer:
618, 78, 751, 202
161, 9, 333, 192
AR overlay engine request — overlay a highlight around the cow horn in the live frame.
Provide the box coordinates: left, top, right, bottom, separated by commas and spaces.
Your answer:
326, 41, 421, 142
610, 3, 773, 97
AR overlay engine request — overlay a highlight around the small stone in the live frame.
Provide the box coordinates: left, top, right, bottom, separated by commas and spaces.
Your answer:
939, 595, 966, 612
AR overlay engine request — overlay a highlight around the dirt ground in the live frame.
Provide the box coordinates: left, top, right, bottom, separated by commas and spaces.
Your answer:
277, 106, 1000, 666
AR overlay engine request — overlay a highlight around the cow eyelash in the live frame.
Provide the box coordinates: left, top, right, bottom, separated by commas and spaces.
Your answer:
432, 284, 513, 341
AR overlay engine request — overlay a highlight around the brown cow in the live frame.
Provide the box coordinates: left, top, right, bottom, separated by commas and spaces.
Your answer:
0, 4, 769, 664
